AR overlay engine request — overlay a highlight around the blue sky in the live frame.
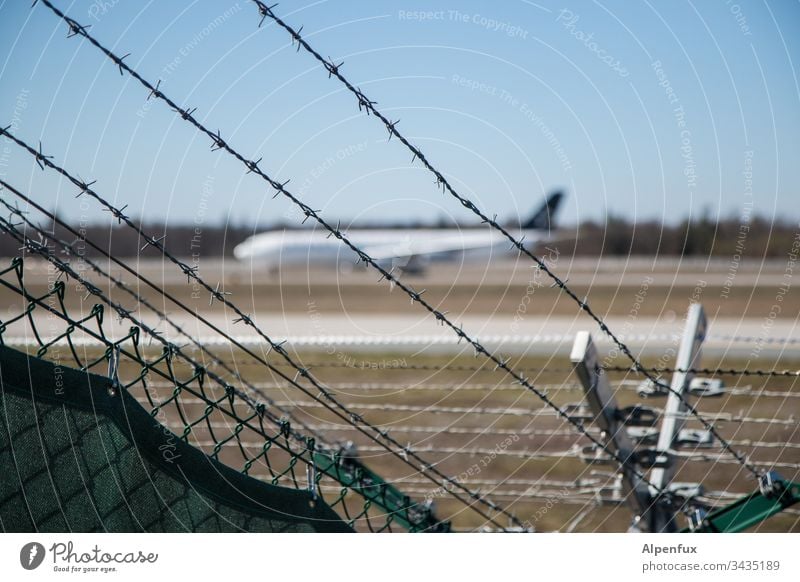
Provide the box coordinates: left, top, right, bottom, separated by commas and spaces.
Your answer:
0, 0, 798, 228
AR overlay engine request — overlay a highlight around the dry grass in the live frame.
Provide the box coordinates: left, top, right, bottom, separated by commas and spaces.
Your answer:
6, 257, 799, 319
171, 347, 800, 532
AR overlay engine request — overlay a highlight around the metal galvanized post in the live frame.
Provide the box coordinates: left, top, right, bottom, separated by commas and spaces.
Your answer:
570, 331, 651, 528
649, 303, 707, 532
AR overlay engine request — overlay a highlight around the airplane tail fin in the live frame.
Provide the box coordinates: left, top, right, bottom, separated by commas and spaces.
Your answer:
522, 190, 564, 230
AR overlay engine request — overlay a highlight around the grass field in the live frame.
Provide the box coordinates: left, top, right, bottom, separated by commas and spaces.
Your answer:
238, 349, 800, 532
113, 344, 800, 532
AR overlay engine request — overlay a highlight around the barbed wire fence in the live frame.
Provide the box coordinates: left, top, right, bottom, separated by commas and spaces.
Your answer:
2, 0, 689, 528
27, 0, 763, 490
34, 0, 764, 492
0, 0, 794, 532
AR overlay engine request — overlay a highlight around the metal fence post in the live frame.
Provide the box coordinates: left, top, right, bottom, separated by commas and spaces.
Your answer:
648, 303, 707, 532
570, 331, 652, 530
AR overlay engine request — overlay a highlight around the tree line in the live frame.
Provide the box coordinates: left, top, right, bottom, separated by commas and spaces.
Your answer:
0, 214, 796, 259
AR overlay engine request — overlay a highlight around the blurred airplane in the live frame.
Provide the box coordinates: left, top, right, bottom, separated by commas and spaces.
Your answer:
233, 191, 565, 274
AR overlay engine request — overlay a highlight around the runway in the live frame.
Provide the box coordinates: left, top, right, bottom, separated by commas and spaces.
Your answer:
7, 311, 798, 358
16, 256, 795, 287
5, 256, 798, 358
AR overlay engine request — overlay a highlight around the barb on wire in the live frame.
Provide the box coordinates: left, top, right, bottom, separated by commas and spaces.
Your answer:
35, 140, 52, 170
140, 233, 166, 252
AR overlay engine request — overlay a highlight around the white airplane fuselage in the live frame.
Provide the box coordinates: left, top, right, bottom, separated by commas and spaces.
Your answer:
233, 227, 552, 270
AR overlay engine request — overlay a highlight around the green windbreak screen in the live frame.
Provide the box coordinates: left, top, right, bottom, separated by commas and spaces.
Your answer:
0, 345, 350, 533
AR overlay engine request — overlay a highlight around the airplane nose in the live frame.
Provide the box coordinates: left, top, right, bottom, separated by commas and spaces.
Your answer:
232, 242, 251, 260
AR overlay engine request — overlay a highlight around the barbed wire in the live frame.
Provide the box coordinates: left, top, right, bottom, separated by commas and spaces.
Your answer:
146, 380, 587, 392
356, 445, 800, 470
605, 365, 800, 378
367, 476, 780, 496
379, 476, 610, 489
308, 481, 618, 505
18, 1, 679, 513
176, 438, 800, 471
395, 488, 629, 505
667, 453, 800, 470
326, 482, 620, 505
144, 378, 800, 399
408, 489, 800, 512
197, 439, 581, 461
220, 422, 800, 450
250, 358, 800, 378
4, 339, 798, 380
254, 399, 573, 417
711, 334, 800, 346
246, 0, 765, 478
166, 418, 591, 438
240, 398, 800, 430
30, 3, 764, 509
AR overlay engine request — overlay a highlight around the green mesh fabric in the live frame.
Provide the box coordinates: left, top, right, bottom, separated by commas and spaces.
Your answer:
0, 346, 350, 533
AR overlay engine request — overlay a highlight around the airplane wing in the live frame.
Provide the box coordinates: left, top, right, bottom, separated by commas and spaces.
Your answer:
364, 233, 534, 261
363, 236, 486, 261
